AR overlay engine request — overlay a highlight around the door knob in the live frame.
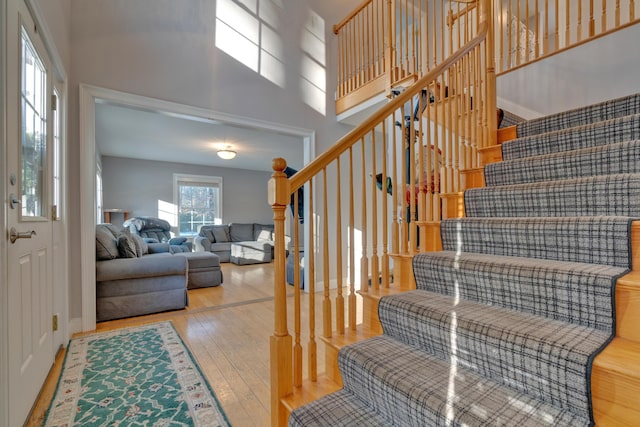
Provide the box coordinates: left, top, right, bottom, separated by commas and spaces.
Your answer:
9, 227, 36, 244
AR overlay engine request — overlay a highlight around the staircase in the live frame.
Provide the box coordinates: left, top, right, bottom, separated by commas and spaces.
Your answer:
289, 93, 640, 425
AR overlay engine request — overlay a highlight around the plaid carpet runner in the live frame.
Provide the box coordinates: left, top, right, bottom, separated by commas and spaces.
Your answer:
290, 93, 640, 426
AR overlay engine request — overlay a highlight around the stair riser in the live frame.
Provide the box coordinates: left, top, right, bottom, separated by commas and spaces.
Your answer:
441, 218, 634, 268
504, 114, 640, 161
486, 140, 640, 187
465, 174, 640, 218
413, 252, 621, 331
592, 363, 640, 425
516, 93, 640, 138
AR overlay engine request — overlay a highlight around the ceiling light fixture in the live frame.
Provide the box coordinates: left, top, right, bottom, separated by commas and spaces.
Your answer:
217, 146, 237, 160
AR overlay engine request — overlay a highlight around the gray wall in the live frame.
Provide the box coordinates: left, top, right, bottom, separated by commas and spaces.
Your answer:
102, 156, 274, 228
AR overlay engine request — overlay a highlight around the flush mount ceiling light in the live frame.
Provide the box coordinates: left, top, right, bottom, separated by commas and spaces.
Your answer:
217, 146, 237, 160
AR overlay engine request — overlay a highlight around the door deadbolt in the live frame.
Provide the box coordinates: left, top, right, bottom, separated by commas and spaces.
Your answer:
9, 193, 20, 210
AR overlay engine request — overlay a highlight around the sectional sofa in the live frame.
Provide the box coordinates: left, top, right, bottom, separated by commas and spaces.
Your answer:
95, 223, 223, 321
194, 223, 277, 265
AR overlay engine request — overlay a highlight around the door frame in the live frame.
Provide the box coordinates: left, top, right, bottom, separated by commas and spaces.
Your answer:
79, 85, 316, 331
1, 0, 8, 424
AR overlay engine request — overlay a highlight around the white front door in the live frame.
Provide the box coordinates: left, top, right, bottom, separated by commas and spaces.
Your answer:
6, 3, 55, 425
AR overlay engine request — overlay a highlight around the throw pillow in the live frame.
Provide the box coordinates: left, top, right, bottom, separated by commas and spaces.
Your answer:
133, 234, 148, 256
96, 227, 119, 260
202, 228, 215, 243
212, 227, 229, 243
117, 235, 138, 258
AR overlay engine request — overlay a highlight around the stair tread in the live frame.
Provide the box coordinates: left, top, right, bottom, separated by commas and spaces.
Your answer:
594, 337, 640, 378
282, 375, 341, 414
338, 335, 589, 426
289, 388, 392, 427
320, 324, 380, 349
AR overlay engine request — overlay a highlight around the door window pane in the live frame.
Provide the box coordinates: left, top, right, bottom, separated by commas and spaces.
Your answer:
21, 27, 47, 218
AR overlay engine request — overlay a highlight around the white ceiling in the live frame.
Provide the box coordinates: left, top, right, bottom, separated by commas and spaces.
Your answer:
95, 102, 304, 172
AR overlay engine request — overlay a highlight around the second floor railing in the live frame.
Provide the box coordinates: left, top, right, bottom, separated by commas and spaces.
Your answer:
335, 0, 639, 112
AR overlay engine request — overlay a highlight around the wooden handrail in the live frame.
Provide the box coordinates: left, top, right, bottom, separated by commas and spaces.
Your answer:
333, 0, 374, 34
290, 21, 488, 193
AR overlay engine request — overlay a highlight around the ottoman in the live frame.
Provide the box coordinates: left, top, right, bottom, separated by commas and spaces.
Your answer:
177, 252, 223, 289
231, 241, 272, 265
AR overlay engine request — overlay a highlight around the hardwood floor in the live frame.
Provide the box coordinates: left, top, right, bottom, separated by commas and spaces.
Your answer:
25, 262, 307, 427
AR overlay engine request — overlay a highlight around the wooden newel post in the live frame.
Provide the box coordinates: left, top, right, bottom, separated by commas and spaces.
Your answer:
269, 158, 293, 426
481, 0, 497, 148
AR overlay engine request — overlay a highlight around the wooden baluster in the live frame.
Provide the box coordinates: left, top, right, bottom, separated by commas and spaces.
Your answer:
424, 84, 433, 222
370, 131, 380, 291
544, 0, 550, 54
525, 0, 530, 63
307, 180, 317, 382
367, 2, 373, 79
409, 98, 417, 253
360, 138, 369, 291
348, 147, 357, 331
448, 2, 454, 56
507, 0, 512, 68
578, 0, 583, 41
336, 30, 342, 99
602, 0, 608, 32
631, 0, 636, 21
535, 0, 540, 58
381, 120, 390, 288
400, 116, 408, 254
432, 0, 437, 66
411, 0, 416, 75
322, 168, 332, 339
417, 0, 423, 75
440, 0, 445, 67
615, 0, 621, 27
554, 0, 559, 51
499, 0, 504, 72
392, 110, 399, 254
269, 158, 292, 426
424, 0, 430, 73
565, 0, 570, 48
292, 192, 302, 388
335, 159, 345, 335
516, 0, 521, 66
417, 93, 426, 250
360, 11, 365, 88
590, 0, 596, 37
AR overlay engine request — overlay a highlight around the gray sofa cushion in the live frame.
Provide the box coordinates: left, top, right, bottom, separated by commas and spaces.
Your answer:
212, 227, 229, 242
210, 242, 232, 252
96, 253, 182, 282
254, 224, 274, 241
230, 223, 254, 241
96, 226, 119, 260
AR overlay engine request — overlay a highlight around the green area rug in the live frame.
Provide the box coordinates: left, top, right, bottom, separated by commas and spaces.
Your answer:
45, 321, 230, 426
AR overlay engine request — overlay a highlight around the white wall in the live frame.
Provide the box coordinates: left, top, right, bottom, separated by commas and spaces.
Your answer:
101, 156, 274, 228
497, 24, 640, 118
